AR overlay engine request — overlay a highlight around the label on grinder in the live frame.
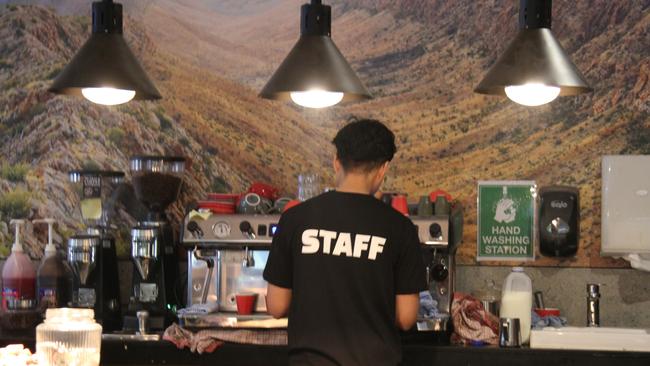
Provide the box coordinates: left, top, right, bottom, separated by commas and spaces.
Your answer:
82, 175, 101, 199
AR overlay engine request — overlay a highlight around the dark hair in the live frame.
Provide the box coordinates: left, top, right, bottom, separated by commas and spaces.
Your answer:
332, 117, 396, 172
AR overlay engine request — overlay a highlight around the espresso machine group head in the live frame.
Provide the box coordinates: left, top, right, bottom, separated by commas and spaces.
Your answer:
126, 156, 186, 331
181, 214, 280, 315
68, 170, 124, 332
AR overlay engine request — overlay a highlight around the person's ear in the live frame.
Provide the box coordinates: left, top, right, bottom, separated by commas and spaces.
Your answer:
374, 162, 389, 186
378, 162, 389, 181
333, 156, 342, 176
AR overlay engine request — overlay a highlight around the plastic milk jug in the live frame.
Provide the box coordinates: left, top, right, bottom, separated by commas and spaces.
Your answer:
500, 267, 533, 344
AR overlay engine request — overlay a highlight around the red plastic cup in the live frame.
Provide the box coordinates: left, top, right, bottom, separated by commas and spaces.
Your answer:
534, 308, 561, 317
235, 293, 258, 315
391, 195, 409, 216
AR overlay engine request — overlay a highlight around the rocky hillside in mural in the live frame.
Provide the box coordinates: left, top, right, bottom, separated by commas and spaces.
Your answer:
0, 1, 648, 267
138, 0, 650, 266
0, 4, 328, 257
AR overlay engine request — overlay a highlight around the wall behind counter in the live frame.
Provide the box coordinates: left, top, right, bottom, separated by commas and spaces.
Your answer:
456, 265, 650, 328
1, 258, 648, 328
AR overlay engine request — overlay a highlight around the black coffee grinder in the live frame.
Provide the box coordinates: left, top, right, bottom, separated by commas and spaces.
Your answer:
68, 170, 124, 332
125, 156, 185, 331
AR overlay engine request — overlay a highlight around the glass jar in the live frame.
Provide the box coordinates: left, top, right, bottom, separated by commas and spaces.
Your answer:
297, 173, 320, 201
36, 308, 102, 366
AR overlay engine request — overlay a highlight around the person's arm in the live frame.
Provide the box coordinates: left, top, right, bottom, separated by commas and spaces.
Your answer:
266, 283, 292, 318
263, 214, 294, 318
395, 293, 420, 330
394, 223, 428, 330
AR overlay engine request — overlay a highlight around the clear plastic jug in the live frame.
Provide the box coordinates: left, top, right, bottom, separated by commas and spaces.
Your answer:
36, 308, 102, 366
500, 267, 532, 344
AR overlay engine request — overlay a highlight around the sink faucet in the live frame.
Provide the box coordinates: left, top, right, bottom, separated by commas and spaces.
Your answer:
587, 284, 600, 327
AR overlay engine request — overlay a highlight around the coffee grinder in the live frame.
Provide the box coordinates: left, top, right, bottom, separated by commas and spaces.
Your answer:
68, 170, 124, 332
125, 156, 185, 331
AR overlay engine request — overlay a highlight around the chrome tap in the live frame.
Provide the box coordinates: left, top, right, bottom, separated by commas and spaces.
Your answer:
587, 283, 600, 327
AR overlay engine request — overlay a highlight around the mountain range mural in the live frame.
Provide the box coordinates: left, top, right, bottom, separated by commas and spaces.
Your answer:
0, 0, 648, 267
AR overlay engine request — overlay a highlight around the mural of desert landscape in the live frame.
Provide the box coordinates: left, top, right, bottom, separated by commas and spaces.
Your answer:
0, 0, 649, 363
1, 0, 647, 266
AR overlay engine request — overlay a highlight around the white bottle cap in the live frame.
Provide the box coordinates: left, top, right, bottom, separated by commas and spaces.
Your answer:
34, 218, 56, 256
9, 219, 25, 253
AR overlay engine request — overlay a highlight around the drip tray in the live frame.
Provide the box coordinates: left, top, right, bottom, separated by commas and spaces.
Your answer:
179, 313, 287, 329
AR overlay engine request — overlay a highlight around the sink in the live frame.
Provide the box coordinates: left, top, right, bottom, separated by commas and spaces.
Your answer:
530, 327, 650, 352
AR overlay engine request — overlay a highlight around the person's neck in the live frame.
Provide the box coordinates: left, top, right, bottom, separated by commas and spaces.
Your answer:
336, 174, 374, 195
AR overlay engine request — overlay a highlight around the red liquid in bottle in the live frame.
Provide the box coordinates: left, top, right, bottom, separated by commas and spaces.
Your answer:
2, 277, 36, 310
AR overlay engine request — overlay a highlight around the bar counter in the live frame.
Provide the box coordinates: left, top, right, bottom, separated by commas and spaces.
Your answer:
2, 329, 650, 366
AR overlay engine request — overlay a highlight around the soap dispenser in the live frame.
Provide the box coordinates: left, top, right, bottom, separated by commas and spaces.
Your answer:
35, 218, 68, 309
1, 219, 36, 310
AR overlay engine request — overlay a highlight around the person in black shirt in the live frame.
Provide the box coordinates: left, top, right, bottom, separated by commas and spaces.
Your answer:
263, 118, 427, 366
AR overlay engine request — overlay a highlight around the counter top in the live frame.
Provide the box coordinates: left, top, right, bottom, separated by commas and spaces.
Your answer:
2, 329, 649, 366
99, 339, 650, 366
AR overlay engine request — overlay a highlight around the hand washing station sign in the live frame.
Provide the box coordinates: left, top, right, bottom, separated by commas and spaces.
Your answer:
478, 181, 536, 261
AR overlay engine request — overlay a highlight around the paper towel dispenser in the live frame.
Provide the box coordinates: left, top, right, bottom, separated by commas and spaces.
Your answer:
601, 155, 650, 257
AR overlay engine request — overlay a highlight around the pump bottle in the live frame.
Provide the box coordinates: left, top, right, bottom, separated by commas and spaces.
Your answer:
2, 220, 36, 310
35, 219, 68, 309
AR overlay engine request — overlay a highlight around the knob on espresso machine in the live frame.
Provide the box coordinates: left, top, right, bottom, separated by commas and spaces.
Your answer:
429, 223, 442, 239
239, 221, 255, 239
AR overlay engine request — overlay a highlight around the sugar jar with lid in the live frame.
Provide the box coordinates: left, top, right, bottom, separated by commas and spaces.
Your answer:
36, 308, 102, 366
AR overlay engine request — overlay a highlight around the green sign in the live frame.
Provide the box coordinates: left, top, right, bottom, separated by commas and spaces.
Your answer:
477, 181, 536, 261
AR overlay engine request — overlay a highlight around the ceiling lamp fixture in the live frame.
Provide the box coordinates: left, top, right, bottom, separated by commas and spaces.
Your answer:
474, 0, 591, 106
49, 0, 161, 105
259, 0, 371, 109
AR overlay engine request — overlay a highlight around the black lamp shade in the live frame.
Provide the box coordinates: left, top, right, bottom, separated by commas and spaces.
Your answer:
474, 28, 592, 96
49, 0, 160, 101
260, 0, 371, 105
49, 33, 161, 100
259, 35, 371, 102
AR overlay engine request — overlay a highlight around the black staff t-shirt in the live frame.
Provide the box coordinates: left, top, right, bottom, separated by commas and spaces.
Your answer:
263, 191, 427, 366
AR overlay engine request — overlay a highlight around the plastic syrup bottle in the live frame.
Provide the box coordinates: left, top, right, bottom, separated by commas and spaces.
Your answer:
500, 267, 533, 344
35, 219, 68, 310
2, 219, 36, 310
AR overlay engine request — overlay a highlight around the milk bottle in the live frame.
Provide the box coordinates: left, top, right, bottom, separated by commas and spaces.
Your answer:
500, 267, 533, 344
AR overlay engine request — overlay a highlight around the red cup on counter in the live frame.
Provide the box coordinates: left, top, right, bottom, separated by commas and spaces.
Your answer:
391, 195, 409, 216
534, 308, 561, 317
236, 293, 258, 315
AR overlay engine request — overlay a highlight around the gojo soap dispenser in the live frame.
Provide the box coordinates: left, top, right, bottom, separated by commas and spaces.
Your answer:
538, 186, 580, 257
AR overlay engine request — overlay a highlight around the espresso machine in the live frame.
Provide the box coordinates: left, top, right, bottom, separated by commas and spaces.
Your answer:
125, 156, 186, 331
68, 170, 124, 332
409, 206, 463, 342
181, 214, 280, 319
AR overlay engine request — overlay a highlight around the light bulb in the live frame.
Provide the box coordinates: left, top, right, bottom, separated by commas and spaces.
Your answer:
290, 90, 344, 109
81, 87, 136, 106
504, 83, 561, 106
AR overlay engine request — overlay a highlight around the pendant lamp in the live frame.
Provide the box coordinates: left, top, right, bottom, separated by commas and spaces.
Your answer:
259, 0, 371, 108
49, 0, 161, 105
474, 0, 591, 106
